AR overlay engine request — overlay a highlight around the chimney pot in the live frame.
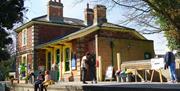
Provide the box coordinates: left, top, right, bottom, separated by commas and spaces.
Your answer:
47, 0, 63, 23
84, 3, 94, 26
93, 5, 107, 25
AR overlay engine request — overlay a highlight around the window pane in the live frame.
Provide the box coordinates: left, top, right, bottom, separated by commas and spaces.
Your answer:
65, 48, 70, 71
48, 52, 51, 71
56, 49, 60, 64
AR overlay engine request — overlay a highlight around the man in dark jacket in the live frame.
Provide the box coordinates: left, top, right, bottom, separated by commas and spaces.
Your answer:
34, 71, 44, 91
88, 53, 97, 84
164, 49, 177, 83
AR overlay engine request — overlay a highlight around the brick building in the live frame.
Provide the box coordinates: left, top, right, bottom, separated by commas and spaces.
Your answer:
15, 0, 154, 81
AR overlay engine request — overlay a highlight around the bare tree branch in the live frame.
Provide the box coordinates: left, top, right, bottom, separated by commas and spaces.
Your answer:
112, 0, 150, 12
142, 0, 179, 31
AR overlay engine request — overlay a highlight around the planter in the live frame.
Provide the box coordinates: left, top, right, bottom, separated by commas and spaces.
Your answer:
19, 80, 27, 84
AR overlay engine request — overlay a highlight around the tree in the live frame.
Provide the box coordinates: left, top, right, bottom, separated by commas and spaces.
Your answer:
0, 0, 25, 62
76, 0, 180, 50
0, 29, 12, 61
0, 0, 26, 80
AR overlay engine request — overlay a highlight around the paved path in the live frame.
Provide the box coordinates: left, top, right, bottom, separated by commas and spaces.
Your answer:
51, 81, 180, 90
12, 81, 180, 91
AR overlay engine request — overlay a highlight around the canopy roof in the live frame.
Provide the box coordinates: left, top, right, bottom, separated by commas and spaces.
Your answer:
35, 22, 147, 49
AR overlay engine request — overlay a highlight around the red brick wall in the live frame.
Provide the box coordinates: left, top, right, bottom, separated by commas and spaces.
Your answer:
99, 30, 141, 40
84, 8, 94, 26
27, 54, 33, 69
16, 23, 81, 75
48, 6, 63, 18
36, 24, 80, 45
36, 49, 46, 67
71, 38, 95, 80
17, 32, 22, 52
98, 37, 112, 79
17, 26, 33, 52
93, 5, 107, 23
98, 37, 154, 80
16, 56, 21, 78
71, 38, 95, 57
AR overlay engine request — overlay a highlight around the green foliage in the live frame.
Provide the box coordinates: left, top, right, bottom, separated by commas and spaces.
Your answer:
0, 57, 15, 81
164, 30, 180, 50
0, 28, 12, 61
151, 0, 180, 50
0, 0, 25, 62
0, 0, 25, 29
0, 0, 25, 80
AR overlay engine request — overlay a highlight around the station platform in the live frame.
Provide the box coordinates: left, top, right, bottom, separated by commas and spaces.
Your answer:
12, 81, 180, 91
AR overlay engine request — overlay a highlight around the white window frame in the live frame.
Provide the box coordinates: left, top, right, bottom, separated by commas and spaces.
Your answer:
21, 54, 28, 65
22, 28, 27, 46
21, 54, 28, 76
64, 47, 71, 73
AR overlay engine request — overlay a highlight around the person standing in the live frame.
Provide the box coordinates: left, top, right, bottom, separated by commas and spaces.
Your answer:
88, 53, 97, 84
164, 49, 177, 83
81, 52, 90, 84
28, 70, 35, 84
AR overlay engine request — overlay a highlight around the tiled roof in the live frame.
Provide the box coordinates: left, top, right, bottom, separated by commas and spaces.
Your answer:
101, 22, 134, 30
32, 15, 85, 26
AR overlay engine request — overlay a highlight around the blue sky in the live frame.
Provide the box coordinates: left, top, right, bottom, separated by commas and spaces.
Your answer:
24, 0, 167, 54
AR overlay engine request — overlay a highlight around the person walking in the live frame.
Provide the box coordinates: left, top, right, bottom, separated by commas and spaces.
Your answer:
81, 52, 90, 84
164, 49, 177, 83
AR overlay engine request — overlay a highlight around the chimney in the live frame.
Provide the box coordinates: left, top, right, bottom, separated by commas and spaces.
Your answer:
93, 5, 107, 24
84, 3, 94, 26
47, 0, 63, 23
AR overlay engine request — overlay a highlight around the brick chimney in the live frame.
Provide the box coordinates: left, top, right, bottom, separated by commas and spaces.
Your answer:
84, 3, 94, 26
93, 5, 107, 24
47, 0, 63, 23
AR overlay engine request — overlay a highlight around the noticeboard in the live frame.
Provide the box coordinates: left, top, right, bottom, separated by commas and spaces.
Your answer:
105, 66, 113, 80
71, 58, 76, 70
151, 58, 165, 70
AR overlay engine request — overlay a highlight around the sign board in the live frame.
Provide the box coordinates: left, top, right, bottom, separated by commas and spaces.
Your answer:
71, 58, 76, 70
151, 58, 165, 69
105, 66, 113, 80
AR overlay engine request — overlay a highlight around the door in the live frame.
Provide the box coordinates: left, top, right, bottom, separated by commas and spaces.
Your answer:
56, 49, 60, 80
64, 47, 71, 72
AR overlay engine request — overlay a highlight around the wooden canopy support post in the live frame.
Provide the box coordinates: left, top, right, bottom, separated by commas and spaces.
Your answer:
99, 56, 103, 81
117, 53, 121, 70
116, 53, 121, 82
95, 34, 99, 81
